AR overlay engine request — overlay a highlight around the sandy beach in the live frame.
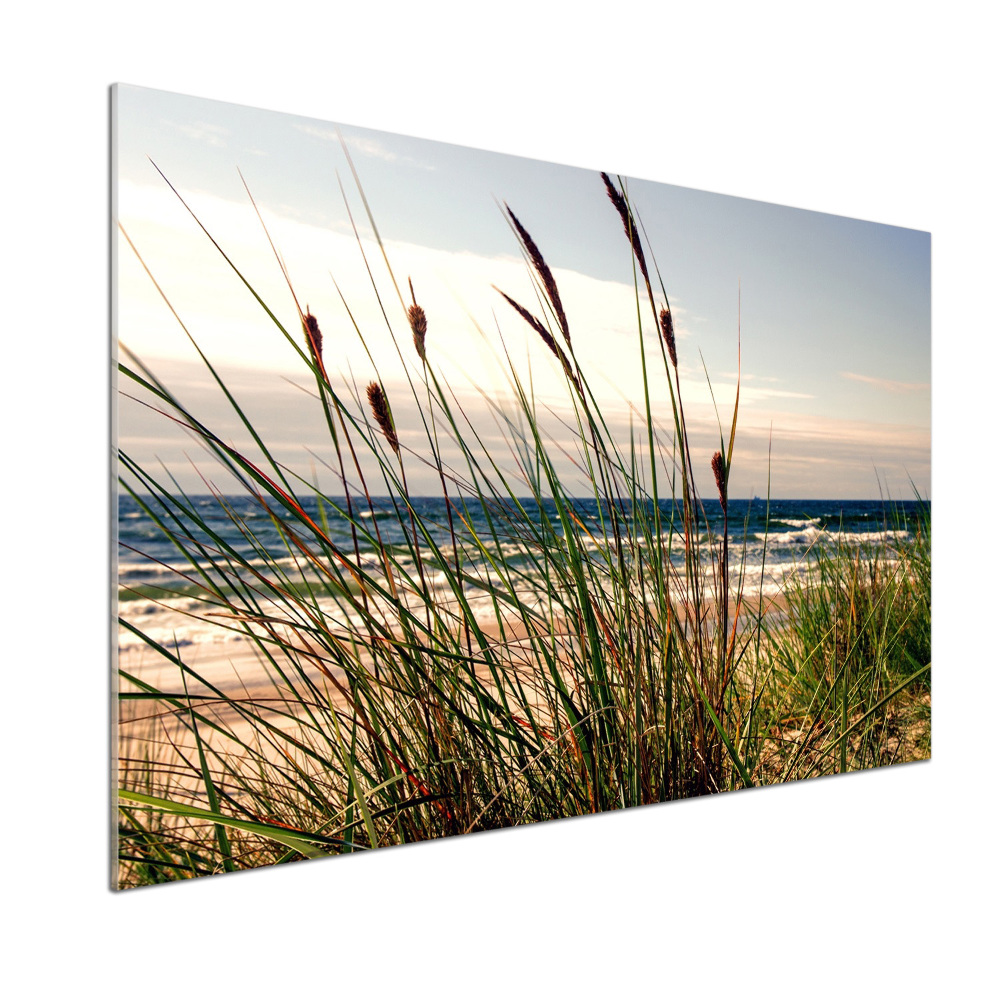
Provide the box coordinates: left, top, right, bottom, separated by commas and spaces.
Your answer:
117, 588, 790, 778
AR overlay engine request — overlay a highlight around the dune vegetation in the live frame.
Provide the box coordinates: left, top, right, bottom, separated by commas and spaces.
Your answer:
116, 162, 930, 888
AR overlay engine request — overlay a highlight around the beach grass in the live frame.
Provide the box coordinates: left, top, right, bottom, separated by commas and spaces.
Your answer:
115, 164, 930, 888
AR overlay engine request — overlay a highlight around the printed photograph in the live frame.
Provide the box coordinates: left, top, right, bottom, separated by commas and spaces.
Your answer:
114, 84, 931, 888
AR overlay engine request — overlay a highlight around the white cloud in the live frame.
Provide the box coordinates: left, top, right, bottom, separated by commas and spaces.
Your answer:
115, 178, 680, 407
119, 357, 930, 500
719, 371, 780, 383
293, 123, 340, 143
840, 371, 930, 393
292, 124, 435, 170
163, 119, 229, 147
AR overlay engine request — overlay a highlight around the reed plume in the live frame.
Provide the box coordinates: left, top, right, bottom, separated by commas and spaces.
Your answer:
367, 381, 399, 454
659, 307, 678, 368
504, 204, 571, 347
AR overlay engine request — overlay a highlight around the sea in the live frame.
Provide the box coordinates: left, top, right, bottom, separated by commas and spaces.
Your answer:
117, 495, 927, 653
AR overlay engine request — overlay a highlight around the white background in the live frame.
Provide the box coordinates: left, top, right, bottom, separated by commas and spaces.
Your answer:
4, 2, 997, 995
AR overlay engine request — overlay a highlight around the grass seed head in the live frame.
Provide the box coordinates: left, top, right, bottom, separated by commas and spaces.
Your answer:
367, 381, 399, 454
407, 277, 427, 362
601, 172, 649, 287
712, 451, 727, 512
303, 310, 323, 366
505, 204, 571, 347
659, 307, 677, 368
495, 287, 582, 397
408, 304, 427, 362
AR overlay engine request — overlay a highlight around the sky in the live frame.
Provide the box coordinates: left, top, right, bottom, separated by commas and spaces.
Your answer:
114, 84, 931, 500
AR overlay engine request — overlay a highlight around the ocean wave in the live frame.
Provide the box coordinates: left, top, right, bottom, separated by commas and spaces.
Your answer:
755, 526, 910, 546
772, 516, 822, 529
